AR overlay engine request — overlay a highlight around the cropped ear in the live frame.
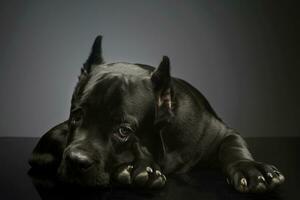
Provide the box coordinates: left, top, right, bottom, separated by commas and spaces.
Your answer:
83, 35, 104, 73
151, 56, 174, 127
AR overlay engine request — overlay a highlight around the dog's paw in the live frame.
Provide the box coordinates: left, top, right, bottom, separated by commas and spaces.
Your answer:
113, 161, 166, 189
226, 160, 285, 193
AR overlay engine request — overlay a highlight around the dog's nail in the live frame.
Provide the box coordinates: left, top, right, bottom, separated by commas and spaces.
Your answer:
239, 180, 249, 193
258, 175, 266, 182
267, 172, 273, 178
155, 170, 162, 176
226, 178, 230, 185
240, 178, 247, 187
127, 165, 133, 170
146, 167, 153, 173
161, 174, 167, 182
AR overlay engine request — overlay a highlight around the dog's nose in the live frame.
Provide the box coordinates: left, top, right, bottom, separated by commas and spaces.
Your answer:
65, 150, 94, 170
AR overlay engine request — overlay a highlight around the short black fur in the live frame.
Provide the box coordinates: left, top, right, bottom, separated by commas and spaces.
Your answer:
29, 35, 285, 193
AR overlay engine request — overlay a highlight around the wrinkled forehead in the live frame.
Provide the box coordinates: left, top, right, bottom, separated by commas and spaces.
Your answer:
80, 69, 154, 121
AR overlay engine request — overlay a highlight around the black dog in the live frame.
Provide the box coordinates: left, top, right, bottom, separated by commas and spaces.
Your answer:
29, 35, 284, 193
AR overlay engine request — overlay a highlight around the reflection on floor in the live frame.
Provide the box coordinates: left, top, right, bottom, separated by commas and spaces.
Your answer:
0, 137, 299, 200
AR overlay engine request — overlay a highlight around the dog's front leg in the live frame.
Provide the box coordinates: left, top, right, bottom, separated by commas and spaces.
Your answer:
218, 131, 285, 193
114, 142, 166, 189
29, 121, 69, 171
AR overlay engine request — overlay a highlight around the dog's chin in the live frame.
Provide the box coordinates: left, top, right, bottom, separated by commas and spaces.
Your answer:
59, 172, 110, 188
57, 165, 110, 187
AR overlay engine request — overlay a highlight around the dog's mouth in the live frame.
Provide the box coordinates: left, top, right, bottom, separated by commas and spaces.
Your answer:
57, 162, 110, 187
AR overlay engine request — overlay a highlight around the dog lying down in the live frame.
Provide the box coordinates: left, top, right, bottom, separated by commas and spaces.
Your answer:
29, 35, 284, 193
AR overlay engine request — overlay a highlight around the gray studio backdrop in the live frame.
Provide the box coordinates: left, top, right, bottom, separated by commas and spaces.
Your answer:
0, 0, 299, 137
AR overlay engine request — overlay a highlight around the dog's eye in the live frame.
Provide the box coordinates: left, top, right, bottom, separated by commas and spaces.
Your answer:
119, 126, 132, 136
114, 126, 133, 142
70, 109, 83, 127
71, 117, 81, 127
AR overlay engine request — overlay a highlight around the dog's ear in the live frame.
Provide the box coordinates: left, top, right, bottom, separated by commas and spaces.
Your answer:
151, 56, 174, 127
83, 35, 104, 73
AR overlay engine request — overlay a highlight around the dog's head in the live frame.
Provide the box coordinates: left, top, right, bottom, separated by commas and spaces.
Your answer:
58, 36, 174, 186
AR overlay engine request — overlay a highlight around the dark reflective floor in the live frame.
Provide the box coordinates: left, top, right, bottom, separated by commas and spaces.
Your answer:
0, 137, 299, 200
